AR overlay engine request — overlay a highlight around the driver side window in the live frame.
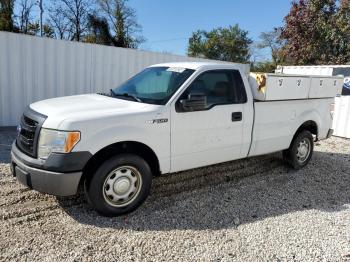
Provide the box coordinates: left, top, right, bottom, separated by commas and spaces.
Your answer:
176, 70, 247, 112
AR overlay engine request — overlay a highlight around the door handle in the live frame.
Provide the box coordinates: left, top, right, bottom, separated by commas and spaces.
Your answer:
232, 112, 242, 122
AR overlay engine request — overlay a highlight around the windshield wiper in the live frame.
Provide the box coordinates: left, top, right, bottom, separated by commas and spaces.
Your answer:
110, 89, 142, 102
110, 89, 118, 97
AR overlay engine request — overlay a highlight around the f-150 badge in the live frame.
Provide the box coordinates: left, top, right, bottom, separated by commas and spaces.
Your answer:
146, 119, 168, 124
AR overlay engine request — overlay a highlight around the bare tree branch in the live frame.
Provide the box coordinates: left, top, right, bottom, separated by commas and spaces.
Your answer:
47, 2, 71, 39
56, 0, 91, 42
17, 0, 35, 34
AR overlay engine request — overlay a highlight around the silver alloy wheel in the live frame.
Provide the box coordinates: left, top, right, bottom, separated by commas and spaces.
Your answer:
296, 138, 311, 163
103, 166, 142, 207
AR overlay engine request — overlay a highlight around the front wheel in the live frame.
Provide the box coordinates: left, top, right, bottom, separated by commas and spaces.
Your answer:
283, 130, 314, 170
85, 154, 152, 216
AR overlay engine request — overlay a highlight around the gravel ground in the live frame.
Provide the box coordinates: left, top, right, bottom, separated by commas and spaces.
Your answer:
0, 127, 350, 261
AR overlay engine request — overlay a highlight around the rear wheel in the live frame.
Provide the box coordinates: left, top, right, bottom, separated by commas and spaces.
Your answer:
85, 154, 152, 216
283, 130, 314, 169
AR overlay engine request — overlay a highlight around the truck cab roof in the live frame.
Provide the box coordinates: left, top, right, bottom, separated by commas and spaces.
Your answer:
150, 61, 250, 74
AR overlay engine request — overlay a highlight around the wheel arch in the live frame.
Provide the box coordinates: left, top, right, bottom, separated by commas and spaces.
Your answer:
81, 141, 161, 183
291, 120, 318, 145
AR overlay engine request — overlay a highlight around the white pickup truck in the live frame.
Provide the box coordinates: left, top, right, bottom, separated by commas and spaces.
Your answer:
11, 62, 342, 216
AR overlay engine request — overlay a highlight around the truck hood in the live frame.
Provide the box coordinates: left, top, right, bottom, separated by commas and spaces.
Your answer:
30, 94, 160, 129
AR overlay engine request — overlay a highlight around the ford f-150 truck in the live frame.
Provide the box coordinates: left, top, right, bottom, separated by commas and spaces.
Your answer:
11, 62, 342, 216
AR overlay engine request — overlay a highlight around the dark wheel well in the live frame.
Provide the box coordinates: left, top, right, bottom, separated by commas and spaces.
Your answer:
292, 121, 318, 143
82, 141, 161, 182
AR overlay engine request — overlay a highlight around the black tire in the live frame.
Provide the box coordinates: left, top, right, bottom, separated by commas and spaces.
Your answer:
283, 130, 314, 170
84, 154, 152, 217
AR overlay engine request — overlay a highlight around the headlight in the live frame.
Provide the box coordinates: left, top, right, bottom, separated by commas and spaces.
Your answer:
38, 128, 81, 159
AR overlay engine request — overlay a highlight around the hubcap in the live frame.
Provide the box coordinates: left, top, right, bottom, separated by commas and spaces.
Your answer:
296, 139, 311, 163
103, 166, 142, 207
114, 177, 131, 195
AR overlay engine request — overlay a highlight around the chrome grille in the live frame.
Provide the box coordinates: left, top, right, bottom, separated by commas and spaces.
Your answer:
16, 107, 47, 157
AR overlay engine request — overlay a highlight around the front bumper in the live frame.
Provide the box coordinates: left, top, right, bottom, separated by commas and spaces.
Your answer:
11, 142, 90, 196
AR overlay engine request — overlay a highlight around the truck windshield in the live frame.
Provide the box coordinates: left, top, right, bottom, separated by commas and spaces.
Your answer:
111, 67, 195, 105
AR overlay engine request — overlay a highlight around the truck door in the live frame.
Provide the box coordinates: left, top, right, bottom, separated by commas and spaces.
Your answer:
170, 69, 249, 172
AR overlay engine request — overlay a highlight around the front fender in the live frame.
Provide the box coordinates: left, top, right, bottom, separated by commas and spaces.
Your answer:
73, 123, 171, 174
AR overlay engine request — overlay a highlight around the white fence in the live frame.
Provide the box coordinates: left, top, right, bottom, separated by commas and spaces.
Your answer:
0, 32, 249, 126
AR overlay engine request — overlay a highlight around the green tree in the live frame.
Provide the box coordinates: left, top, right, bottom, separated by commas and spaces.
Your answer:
85, 13, 116, 45
187, 24, 252, 63
0, 0, 15, 31
23, 22, 54, 37
257, 28, 285, 66
335, 0, 350, 63
42, 24, 55, 38
280, 0, 350, 65
97, 0, 145, 48
251, 61, 277, 73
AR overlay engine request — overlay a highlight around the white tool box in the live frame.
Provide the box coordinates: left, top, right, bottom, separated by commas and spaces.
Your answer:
249, 73, 343, 101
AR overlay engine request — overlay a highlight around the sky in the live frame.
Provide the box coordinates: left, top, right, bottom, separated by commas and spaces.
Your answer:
130, 0, 292, 59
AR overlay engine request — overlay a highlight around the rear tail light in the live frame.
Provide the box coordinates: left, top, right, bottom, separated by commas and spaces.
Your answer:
330, 102, 335, 119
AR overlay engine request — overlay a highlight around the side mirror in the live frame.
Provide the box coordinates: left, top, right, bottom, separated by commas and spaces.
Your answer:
180, 93, 207, 112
